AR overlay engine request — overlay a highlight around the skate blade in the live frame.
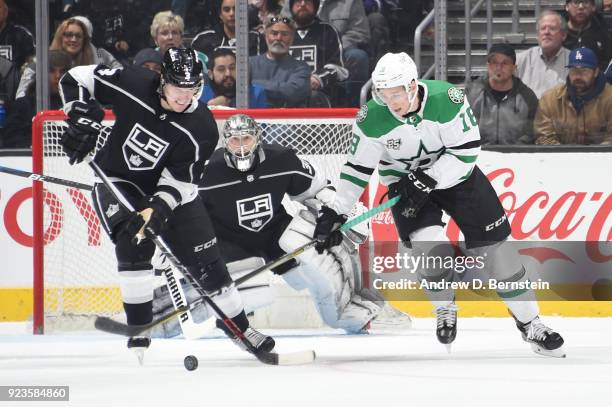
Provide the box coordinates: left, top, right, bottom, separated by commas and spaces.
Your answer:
530, 343, 566, 358
132, 348, 146, 365
445, 344, 452, 354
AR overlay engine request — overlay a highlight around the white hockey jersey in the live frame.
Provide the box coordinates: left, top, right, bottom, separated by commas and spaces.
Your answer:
333, 79, 482, 214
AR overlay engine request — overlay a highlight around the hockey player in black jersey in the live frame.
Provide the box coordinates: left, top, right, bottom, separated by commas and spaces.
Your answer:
58, 48, 275, 363
152, 113, 385, 337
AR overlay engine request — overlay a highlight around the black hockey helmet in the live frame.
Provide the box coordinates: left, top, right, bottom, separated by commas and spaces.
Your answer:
161, 47, 203, 89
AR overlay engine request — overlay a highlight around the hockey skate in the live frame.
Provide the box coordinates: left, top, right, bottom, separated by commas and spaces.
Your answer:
127, 336, 151, 365
435, 302, 458, 352
515, 316, 566, 358
215, 320, 275, 355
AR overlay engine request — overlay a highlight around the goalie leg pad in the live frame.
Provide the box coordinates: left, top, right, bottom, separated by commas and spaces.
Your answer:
185, 260, 245, 320
279, 211, 373, 332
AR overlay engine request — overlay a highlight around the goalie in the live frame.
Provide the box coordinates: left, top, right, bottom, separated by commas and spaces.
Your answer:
153, 113, 383, 337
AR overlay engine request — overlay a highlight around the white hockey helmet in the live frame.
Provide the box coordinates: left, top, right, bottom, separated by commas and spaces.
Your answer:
371, 52, 419, 106
222, 114, 262, 172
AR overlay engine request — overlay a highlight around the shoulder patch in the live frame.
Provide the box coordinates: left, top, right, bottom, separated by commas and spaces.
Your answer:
356, 104, 368, 123
447, 87, 464, 104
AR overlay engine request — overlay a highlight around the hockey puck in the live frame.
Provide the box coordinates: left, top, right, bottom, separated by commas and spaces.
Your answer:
184, 355, 199, 371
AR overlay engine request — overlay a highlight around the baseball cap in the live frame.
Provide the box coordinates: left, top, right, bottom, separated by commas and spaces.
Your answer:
133, 48, 163, 67
566, 47, 598, 69
487, 43, 516, 64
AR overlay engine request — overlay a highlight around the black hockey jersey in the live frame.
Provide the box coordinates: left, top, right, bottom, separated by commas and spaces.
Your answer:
0, 22, 34, 69
191, 25, 265, 58
60, 64, 219, 207
199, 143, 326, 239
290, 19, 343, 85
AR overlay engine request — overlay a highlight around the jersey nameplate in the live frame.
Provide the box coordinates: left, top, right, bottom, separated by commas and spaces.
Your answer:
122, 124, 169, 170
236, 193, 273, 232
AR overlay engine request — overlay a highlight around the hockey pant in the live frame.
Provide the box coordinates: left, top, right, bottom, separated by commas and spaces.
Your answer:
408, 225, 538, 323
279, 208, 382, 333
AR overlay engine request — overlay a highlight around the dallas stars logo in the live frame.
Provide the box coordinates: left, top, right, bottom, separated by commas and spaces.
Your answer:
396, 140, 445, 170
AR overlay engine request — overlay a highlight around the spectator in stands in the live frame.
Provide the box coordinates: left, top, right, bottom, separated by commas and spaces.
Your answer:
67, 0, 146, 63
283, 0, 371, 107
563, 0, 612, 70
466, 43, 539, 145
150, 10, 185, 57
0, 55, 18, 107
362, 0, 390, 69
516, 10, 571, 99
16, 16, 121, 100
0, 0, 35, 70
1, 50, 71, 149
289, 0, 348, 107
249, 15, 311, 107
249, 0, 283, 33
192, 0, 264, 58
534, 47, 612, 144
133, 47, 163, 73
200, 48, 267, 108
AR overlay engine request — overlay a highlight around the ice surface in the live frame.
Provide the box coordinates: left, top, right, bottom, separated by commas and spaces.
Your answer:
0, 317, 610, 407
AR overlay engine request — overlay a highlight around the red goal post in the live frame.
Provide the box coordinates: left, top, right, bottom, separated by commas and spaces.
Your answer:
32, 108, 372, 334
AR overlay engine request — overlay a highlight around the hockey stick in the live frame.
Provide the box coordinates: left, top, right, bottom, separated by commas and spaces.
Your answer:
97, 195, 402, 338
0, 165, 93, 191
88, 160, 314, 365
234, 195, 400, 286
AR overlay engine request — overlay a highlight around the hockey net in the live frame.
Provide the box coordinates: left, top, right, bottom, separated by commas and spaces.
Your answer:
32, 108, 379, 333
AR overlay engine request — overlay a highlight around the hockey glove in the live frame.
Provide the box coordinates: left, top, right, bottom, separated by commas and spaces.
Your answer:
121, 195, 172, 244
388, 168, 437, 218
61, 100, 104, 164
313, 206, 347, 254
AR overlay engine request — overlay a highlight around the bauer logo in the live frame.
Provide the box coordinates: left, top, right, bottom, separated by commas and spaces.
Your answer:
122, 124, 169, 170
236, 193, 273, 232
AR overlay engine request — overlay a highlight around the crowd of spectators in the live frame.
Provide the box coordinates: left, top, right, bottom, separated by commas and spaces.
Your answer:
0, 0, 611, 149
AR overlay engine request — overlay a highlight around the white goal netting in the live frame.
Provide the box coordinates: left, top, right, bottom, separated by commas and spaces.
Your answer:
33, 109, 359, 333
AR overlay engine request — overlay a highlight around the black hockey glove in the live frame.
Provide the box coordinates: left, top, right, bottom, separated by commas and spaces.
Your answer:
61, 100, 104, 164
388, 168, 438, 218
313, 206, 347, 254
121, 195, 172, 245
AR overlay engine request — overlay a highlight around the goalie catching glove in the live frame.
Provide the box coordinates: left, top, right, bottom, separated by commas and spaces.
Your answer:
61, 100, 105, 164
121, 195, 172, 244
313, 206, 347, 254
388, 168, 437, 218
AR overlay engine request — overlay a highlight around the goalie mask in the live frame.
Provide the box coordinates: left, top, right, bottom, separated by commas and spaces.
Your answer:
222, 114, 262, 172
371, 52, 419, 110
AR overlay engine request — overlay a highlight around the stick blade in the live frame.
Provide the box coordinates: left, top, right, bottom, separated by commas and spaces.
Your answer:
94, 317, 146, 337
257, 350, 316, 366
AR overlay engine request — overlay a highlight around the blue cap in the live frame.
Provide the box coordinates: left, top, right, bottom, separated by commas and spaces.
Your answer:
566, 47, 598, 69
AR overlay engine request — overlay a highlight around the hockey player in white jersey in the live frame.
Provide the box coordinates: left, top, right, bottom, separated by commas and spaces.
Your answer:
152, 113, 385, 337
313, 52, 566, 357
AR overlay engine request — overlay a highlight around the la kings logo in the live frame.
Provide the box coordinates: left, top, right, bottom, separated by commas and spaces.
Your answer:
122, 124, 169, 170
236, 193, 273, 232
